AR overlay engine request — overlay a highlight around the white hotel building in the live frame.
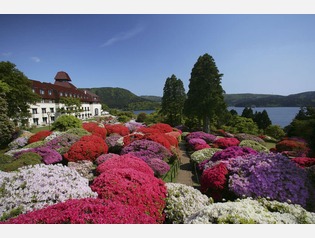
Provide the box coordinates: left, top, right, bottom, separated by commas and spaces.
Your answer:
28, 71, 102, 126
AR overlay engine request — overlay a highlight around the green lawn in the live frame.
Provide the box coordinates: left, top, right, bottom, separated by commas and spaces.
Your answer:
29, 126, 51, 133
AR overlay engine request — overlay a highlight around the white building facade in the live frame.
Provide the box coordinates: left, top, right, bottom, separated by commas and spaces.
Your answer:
28, 71, 102, 127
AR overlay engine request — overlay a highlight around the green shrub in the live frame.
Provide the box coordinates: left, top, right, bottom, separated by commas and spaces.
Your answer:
222, 116, 260, 135
23, 141, 46, 149
265, 125, 286, 140
0, 154, 14, 164
51, 115, 82, 132
0, 152, 42, 172
66, 128, 91, 137
239, 140, 269, 152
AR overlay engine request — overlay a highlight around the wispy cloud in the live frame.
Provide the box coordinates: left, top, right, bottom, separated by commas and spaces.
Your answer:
1, 52, 12, 56
30, 56, 41, 63
101, 24, 145, 47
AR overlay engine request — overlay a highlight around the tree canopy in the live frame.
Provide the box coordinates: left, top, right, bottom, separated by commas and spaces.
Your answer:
0, 61, 40, 124
184, 53, 227, 132
160, 74, 186, 126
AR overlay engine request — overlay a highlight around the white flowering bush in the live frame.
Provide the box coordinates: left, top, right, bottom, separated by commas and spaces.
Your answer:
184, 197, 315, 224
43, 131, 64, 142
190, 148, 222, 164
164, 183, 212, 224
0, 164, 97, 220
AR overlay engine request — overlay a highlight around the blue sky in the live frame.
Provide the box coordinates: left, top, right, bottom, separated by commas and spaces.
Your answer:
1, 14, 315, 97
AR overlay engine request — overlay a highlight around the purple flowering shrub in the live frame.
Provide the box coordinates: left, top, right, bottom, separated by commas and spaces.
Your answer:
3, 198, 157, 224
146, 158, 170, 177
198, 146, 257, 172
124, 121, 144, 133
187, 138, 210, 151
8, 137, 28, 150
185, 131, 217, 143
120, 139, 172, 162
227, 153, 312, 209
45, 133, 80, 155
105, 134, 124, 153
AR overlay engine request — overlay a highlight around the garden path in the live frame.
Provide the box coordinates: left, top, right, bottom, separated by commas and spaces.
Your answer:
175, 141, 200, 189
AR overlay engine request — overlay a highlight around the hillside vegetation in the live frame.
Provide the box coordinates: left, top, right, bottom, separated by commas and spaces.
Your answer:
83, 87, 315, 110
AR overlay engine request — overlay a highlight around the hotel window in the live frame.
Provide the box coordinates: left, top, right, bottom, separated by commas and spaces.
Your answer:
60, 92, 63, 96
40, 89, 45, 95
69, 93, 72, 97
33, 118, 39, 125
32, 108, 38, 114
48, 90, 52, 95
50, 108, 54, 113
42, 117, 47, 124
65, 93, 68, 97
42, 108, 46, 114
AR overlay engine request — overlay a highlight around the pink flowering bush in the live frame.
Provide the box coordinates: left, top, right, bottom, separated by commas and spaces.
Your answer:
90, 168, 167, 223
213, 137, 240, 149
3, 198, 157, 224
96, 154, 154, 176
185, 131, 217, 144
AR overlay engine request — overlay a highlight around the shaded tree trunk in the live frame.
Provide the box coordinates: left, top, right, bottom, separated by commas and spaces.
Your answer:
203, 116, 210, 133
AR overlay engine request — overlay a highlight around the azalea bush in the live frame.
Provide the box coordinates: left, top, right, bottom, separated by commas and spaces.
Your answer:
149, 123, 174, 133
190, 148, 222, 164
3, 198, 156, 224
185, 131, 217, 144
239, 139, 269, 152
276, 138, 310, 157
64, 135, 108, 162
146, 158, 170, 177
44, 133, 81, 155
8, 137, 28, 150
96, 154, 154, 176
82, 122, 107, 139
28, 130, 52, 144
122, 132, 145, 146
227, 153, 312, 209
124, 121, 144, 133
291, 157, 315, 168
104, 124, 129, 136
164, 183, 212, 224
213, 137, 240, 149
0, 164, 97, 221
184, 197, 315, 224
121, 139, 172, 162
105, 134, 124, 153
235, 133, 265, 144
0, 152, 42, 172
95, 153, 120, 165
90, 167, 167, 223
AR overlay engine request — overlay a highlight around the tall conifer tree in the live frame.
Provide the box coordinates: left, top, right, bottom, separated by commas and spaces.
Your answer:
184, 53, 227, 132
161, 74, 186, 126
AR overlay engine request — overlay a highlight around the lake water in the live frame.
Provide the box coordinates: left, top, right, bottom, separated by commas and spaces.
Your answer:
134, 107, 301, 128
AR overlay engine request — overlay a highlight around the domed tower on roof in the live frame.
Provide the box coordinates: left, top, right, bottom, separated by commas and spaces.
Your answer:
54, 71, 71, 82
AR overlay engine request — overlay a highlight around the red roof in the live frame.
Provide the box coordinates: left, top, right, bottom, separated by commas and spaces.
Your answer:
54, 71, 71, 81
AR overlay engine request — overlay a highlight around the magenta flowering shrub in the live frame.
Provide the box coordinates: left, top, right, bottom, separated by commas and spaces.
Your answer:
227, 153, 312, 209
13, 146, 62, 165
198, 146, 257, 172
96, 154, 154, 176
90, 167, 167, 223
146, 158, 170, 177
120, 139, 172, 162
95, 153, 120, 165
185, 131, 217, 143
3, 198, 157, 224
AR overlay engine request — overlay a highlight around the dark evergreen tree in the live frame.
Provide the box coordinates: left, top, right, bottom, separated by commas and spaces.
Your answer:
254, 110, 272, 131
230, 109, 238, 116
0, 92, 15, 146
241, 107, 254, 119
184, 53, 227, 133
161, 74, 186, 126
0, 61, 40, 124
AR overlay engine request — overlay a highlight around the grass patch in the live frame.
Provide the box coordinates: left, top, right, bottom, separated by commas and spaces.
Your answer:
29, 126, 51, 133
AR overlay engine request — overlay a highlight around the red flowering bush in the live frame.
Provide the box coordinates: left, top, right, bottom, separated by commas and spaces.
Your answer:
82, 122, 107, 139
149, 123, 173, 133
145, 133, 172, 150
213, 137, 240, 149
90, 168, 167, 223
64, 135, 108, 162
276, 139, 310, 157
291, 157, 315, 168
3, 198, 157, 224
200, 162, 229, 201
96, 154, 154, 176
136, 127, 160, 135
194, 143, 211, 151
104, 124, 130, 136
28, 130, 52, 144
